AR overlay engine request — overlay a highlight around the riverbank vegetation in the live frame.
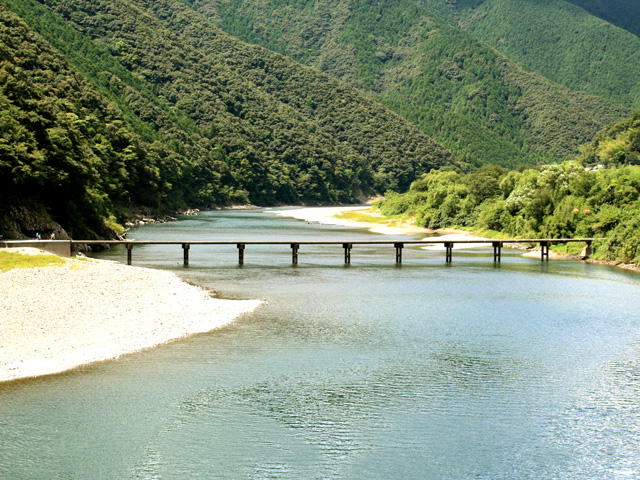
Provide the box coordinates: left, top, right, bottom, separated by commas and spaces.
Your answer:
375, 114, 640, 265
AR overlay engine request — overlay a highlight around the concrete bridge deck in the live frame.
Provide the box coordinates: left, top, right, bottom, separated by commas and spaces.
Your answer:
2, 238, 595, 265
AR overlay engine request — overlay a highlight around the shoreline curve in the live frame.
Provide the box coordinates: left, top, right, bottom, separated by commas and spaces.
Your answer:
0, 253, 262, 383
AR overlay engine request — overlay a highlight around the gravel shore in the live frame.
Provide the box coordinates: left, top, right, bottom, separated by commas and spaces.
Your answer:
0, 255, 262, 382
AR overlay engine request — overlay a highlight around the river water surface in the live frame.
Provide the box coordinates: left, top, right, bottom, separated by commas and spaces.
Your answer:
1, 209, 640, 479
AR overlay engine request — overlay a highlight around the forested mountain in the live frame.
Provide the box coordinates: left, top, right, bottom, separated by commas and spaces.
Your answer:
453, 0, 640, 108
2, 0, 635, 241
188, 0, 631, 167
0, 4, 179, 238
0, 0, 456, 239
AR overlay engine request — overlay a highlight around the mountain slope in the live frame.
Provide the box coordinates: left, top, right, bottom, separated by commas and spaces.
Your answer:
455, 0, 640, 109
564, 0, 640, 37
1, 0, 458, 238
189, 0, 630, 167
0, 3, 193, 238
42, 0, 457, 193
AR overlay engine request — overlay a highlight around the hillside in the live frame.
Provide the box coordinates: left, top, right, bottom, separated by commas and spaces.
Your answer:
579, 111, 640, 167
189, 0, 631, 167
455, 0, 640, 109
0, 0, 456, 239
565, 0, 640, 37
0, 4, 187, 238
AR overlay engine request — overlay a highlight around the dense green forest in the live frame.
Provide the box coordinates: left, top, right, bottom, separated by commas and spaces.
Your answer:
0, 5, 186, 238
455, 0, 640, 108
0, 0, 456, 239
580, 111, 640, 167
190, 0, 631, 167
375, 111, 640, 265
564, 0, 640, 37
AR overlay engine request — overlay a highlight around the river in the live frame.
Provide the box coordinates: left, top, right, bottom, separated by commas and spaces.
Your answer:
1, 208, 640, 479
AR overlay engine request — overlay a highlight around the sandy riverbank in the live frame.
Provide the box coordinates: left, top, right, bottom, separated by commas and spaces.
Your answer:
0, 251, 262, 382
270, 206, 489, 248
271, 206, 435, 235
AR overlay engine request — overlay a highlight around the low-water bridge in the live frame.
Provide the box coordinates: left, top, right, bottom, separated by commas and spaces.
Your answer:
13, 238, 595, 265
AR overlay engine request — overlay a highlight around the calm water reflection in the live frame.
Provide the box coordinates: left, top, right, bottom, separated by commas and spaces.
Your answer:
1, 209, 639, 479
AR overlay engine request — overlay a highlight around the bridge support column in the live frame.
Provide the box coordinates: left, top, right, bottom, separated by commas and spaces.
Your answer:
291, 243, 299, 265
126, 244, 133, 265
182, 243, 190, 266
540, 241, 550, 261
493, 241, 502, 263
581, 241, 592, 259
445, 242, 453, 263
343, 243, 352, 264
394, 243, 403, 263
237, 243, 245, 265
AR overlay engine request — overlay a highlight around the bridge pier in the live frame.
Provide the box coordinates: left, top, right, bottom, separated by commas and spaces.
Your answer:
394, 243, 403, 263
237, 243, 245, 265
540, 241, 550, 261
445, 242, 453, 262
65, 237, 596, 267
343, 243, 352, 264
182, 243, 190, 266
493, 241, 502, 262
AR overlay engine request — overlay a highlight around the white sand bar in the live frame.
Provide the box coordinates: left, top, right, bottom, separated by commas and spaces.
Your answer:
270, 206, 369, 226
270, 206, 433, 235
270, 206, 489, 242
0, 257, 262, 382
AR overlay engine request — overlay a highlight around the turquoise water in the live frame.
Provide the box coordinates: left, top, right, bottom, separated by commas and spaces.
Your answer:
1, 209, 640, 479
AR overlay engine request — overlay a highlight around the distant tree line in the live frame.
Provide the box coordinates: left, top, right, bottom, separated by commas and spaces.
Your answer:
376, 115, 640, 264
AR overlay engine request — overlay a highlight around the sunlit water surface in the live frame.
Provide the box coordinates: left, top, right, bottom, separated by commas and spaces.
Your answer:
1, 209, 640, 479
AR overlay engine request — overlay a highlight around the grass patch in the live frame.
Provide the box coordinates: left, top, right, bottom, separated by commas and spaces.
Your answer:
0, 251, 67, 272
470, 228, 511, 239
335, 209, 408, 225
549, 242, 587, 256
105, 215, 125, 236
